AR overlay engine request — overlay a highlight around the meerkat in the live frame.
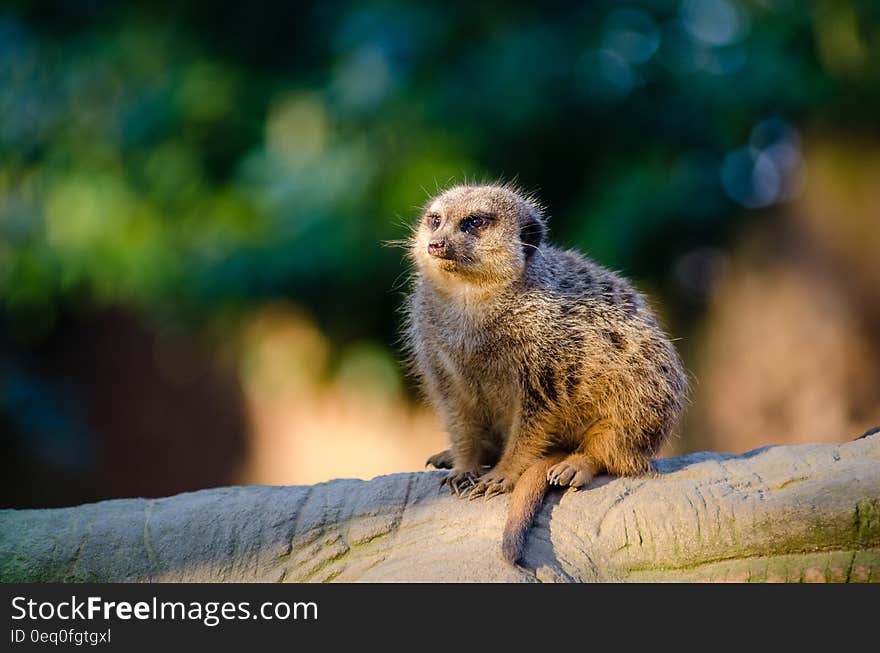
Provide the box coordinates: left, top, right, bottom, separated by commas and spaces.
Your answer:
402, 182, 688, 566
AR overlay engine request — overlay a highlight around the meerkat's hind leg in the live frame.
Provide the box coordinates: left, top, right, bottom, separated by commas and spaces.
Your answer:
549, 419, 655, 488
426, 448, 455, 469
547, 454, 599, 489
548, 419, 620, 489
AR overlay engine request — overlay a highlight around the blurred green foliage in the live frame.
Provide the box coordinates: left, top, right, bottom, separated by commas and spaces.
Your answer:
2, 0, 879, 344
2, 0, 880, 504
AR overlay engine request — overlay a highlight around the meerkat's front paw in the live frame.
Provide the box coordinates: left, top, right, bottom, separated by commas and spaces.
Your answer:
426, 449, 455, 469
547, 455, 596, 488
467, 468, 517, 500
441, 468, 479, 497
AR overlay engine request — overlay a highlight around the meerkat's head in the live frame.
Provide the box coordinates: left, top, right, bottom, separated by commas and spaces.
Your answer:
411, 183, 546, 293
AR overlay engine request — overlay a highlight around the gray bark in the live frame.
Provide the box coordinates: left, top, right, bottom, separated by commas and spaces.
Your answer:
2, 433, 878, 582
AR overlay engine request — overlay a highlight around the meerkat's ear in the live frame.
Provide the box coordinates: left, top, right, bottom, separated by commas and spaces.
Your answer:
520, 213, 545, 259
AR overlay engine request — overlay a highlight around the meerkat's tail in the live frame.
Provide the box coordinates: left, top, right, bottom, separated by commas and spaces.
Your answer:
501, 453, 567, 566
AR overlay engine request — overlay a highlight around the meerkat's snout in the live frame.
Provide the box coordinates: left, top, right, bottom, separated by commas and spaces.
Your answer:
427, 239, 451, 259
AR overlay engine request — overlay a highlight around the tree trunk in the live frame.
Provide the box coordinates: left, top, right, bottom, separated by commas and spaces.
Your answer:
2, 433, 878, 582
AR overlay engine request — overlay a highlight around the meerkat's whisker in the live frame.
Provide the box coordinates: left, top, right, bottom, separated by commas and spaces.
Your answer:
514, 239, 546, 261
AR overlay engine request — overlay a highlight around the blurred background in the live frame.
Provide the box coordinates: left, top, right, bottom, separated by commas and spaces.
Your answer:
1, 0, 878, 508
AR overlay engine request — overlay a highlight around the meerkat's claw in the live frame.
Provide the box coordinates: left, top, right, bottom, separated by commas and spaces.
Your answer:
548, 459, 594, 489
456, 480, 476, 497
467, 484, 486, 500
547, 462, 576, 486
468, 473, 513, 500
468, 485, 486, 499
484, 484, 507, 500
443, 470, 478, 497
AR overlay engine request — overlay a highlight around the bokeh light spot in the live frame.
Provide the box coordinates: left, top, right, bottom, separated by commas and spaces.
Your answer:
601, 9, 661, 65
680, 0, 749, 46
265, 92, 328, 168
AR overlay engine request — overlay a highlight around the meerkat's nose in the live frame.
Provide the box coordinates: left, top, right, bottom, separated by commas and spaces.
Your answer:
427, 239, 450, 258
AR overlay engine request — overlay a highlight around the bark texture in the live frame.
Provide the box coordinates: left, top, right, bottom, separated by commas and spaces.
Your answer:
2, 433, 878, 582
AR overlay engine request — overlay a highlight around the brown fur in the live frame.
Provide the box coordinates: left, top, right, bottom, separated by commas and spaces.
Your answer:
401, 183, 688, 565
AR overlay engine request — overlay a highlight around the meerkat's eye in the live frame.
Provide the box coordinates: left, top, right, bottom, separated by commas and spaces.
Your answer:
426, 213, 441, 230
460, 214, 491, 233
